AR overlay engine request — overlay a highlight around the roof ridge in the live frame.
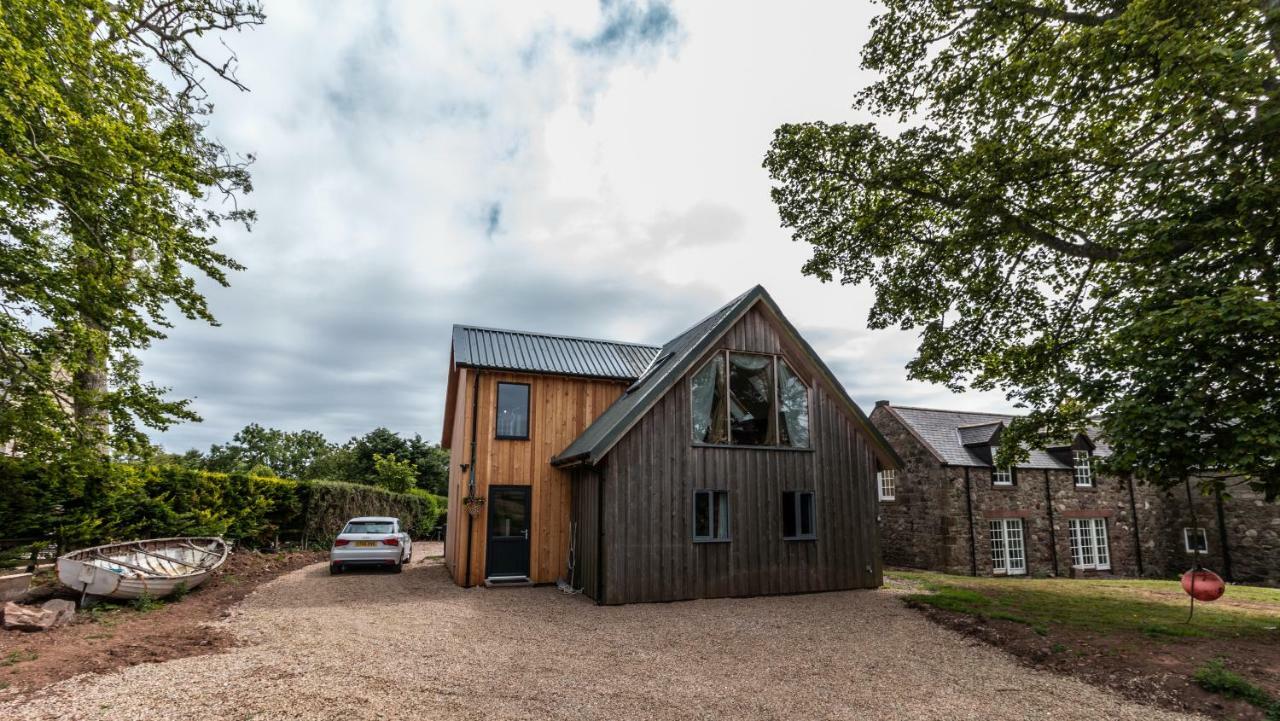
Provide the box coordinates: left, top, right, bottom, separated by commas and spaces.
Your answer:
453, 323, 661, 350
955, 420, 1006, 429
892, 404, 1023, 418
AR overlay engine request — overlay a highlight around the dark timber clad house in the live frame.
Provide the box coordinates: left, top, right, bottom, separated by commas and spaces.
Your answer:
870, 402, 1280, 586
442, 286, 901, 604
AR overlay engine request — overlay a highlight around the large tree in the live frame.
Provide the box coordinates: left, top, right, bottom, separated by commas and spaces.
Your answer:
0, 1, 262, 463
765, 0, 1279, 498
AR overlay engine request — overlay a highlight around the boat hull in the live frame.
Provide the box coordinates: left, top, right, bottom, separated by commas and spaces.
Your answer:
57, 537, 228, 601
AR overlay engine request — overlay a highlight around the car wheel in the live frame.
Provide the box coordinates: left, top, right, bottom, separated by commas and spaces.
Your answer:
393, 559, 404, 574
329, 563, 341, 575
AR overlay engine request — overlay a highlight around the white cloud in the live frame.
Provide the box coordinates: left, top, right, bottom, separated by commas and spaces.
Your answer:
146, 0, 1014, 452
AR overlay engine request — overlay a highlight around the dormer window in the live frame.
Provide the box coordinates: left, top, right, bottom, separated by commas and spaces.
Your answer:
690, 351, 810, 448
1074, 450, 1093, 487
993, 468, 1014, 486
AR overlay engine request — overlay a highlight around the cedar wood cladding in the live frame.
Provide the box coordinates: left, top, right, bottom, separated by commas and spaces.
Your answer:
442, 368, 627, 586
575, 305, 886, 604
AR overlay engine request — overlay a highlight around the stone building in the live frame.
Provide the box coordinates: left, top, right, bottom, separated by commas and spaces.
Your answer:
870, 402, 1279, 586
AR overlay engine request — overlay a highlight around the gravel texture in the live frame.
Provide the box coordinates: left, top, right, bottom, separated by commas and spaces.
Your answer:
1, 542, 1205, 721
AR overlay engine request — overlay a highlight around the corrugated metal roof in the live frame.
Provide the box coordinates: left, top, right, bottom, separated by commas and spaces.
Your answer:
452, 325, 660, 380
885, 405, 1109, 469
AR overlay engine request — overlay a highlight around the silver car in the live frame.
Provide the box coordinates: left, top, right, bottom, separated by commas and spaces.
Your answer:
329, 516, 412, 574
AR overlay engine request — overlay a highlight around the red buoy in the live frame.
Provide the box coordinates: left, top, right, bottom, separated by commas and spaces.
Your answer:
1181, 569, 1225, 602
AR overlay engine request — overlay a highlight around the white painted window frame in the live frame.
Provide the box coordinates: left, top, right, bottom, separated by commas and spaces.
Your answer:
1073, 450, 1094, 487
877, 469, 897, 501
993, 468, 1014, 486
989, 518, 1027, 576
1183, 527, 1209, 554
1068, 518, 1111, 570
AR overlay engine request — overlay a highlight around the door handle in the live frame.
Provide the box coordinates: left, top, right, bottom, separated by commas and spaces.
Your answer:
523, 529, 529, 540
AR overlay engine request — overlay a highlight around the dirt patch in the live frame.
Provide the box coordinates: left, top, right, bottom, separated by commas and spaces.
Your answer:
0, 548, 323, 696
908, 601, 1279, 721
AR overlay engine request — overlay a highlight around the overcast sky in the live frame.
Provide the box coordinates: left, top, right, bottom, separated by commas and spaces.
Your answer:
145, 0, 1015, 452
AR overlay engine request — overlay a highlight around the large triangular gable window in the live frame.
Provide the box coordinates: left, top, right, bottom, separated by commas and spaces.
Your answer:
690, 351, 810, 448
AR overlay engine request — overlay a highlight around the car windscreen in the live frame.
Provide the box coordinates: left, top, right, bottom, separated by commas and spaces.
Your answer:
343, 521, 395, 534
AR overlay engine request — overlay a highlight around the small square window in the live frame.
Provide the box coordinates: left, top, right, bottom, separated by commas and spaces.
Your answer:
1073, 451, 1093, 487
993, 468, 1014, 486
693, 490, 730, 542
495, 383, 530, 439
877, 469, 897, 501
782, 490, 816, 540
1184, 528, 1209, 554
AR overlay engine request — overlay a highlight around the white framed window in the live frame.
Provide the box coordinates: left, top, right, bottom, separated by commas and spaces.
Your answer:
993, 468, 1014, 486
1068, 518, 1111, 570
989, 518, 1026, 576
1184, 527, 1209, 554
1073, 450, 1093, 487
693, 490, 730, 542
877, 469, 897, 501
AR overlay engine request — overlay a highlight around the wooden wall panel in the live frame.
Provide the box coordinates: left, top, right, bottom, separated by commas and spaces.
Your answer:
599, 305, 882, 604
447, 369, 626, 586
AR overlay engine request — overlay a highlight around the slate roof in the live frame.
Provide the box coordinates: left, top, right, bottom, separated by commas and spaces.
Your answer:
553, 285, 902, 468
884, 405, 1110, 469
957, 421, 1003, 447
452, 325, 660, 380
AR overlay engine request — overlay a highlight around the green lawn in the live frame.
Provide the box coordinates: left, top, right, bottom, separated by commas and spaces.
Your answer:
889, 569, 1280, 640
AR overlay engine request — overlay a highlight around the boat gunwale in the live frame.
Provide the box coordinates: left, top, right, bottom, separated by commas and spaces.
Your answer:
58, 536, 229, 580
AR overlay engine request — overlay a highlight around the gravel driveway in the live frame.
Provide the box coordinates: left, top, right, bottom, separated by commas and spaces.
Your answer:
2, 542, 1203, 721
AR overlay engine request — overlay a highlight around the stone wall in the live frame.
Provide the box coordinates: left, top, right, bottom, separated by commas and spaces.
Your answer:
867, 405, 1279, 582
871, 408, 952, 572
1138, 481, 1279, 586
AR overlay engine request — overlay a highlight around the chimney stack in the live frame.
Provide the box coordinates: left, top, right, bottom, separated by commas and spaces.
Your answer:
874, 400, 890, 408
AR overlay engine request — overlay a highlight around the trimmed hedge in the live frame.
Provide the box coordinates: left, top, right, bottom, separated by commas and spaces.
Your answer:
0, 459, 445, 553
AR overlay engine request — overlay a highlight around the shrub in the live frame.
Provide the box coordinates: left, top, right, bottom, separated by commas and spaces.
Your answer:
0, 459, 439, 553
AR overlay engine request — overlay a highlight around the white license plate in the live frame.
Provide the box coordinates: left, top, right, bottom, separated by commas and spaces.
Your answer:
354, 541, 377, 547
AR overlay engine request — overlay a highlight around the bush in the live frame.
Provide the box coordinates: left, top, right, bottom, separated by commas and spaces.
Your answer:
0, 459, 441, 553
298, 480, 439, 541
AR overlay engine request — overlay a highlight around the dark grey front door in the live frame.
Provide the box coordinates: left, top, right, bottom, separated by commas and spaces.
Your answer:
485, 485, 531, 578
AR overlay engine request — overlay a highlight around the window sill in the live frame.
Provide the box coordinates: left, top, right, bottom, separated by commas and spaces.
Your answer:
879, 497, 896, 503
693, 538, 731, 544
783, 536, 817, 542
495, 435, 530, 441
1073, 484, 1097, 490
691, 442, 814, 452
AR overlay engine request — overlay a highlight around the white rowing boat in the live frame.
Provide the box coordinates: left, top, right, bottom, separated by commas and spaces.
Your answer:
57, 537, 229, 600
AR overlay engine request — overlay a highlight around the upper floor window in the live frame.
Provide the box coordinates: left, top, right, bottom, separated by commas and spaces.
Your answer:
993, 467, 1014, 486
495, 382, 530, 439
777, 360, 810, 447
782, 490, 816, 540
877, 469, 897, 501
1073, 450, 1093, 487
690, 351, 810, 448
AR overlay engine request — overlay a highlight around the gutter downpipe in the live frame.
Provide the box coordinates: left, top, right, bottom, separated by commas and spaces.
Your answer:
1044, 468, 1061, 576
464, 369, 480, 588
963, 466, 977, 577
1125, 473, 1144, 576
1214, 485, 1233, 582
